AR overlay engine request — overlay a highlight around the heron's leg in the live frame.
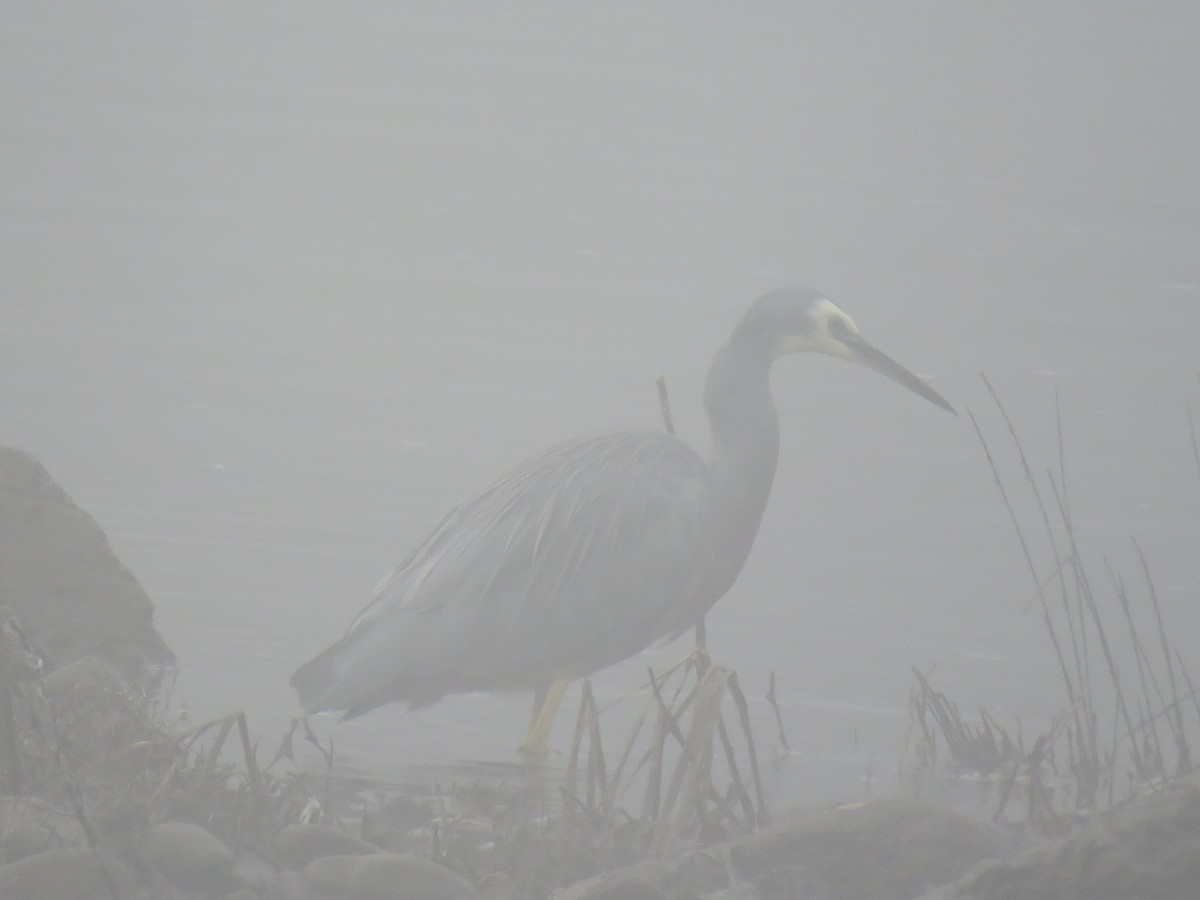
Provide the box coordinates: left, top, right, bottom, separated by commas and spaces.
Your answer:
529, 684, 548, 732
522, 678, 569, 755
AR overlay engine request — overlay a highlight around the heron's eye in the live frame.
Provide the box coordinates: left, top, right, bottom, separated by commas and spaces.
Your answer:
828, 317, 846, 334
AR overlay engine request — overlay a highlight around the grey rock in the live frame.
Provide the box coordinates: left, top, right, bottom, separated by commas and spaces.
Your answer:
303, 852, 472, 900
0, 796, 88, 863
0, 446, 174, 683
558, 871, 668, 900
137, 820, 240, 893
556, 860, 677, 900
234, 850, 286, 897
727, 797, 1005, 900
929, 776, 1200, 900
474, 871, 522, 900
40, 653, 128, 697
0, 846, 142, 900
275, 823, 380, 869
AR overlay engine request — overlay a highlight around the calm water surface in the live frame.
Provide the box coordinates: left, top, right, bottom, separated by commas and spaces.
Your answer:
2, 3, 1198, 806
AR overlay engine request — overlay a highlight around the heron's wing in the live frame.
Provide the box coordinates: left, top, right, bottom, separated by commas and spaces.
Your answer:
293, 429, 713, 713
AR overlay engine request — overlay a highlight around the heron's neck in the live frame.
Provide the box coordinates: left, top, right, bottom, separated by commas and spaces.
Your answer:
702, 338, 780, 597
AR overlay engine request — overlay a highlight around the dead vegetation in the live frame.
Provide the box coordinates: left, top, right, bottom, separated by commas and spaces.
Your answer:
905, 377, 1200, 832
0, 612, 784, 898
328, 653, 783, 896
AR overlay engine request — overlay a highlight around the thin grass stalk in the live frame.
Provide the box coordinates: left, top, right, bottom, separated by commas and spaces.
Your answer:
1050, 391, 1096, 715
666, 655, 703, 717
655, 670, 721, 827
1135, 540, 1191, 774
1048, 475, 1145, 781
677, 667, 729, 844
651, 665, 729, 855
982, 378, 1086, 702
992, 756, 1019, 822
1055, 504, 1097, 754
1106, 563, 1169, 774
602, 704, 648, 817
1137, 700, 1166, 783
689, 708, 718, 841
1048, 450, 1100, 791
1116, 681, 1200, 754
648, 666, 688, 749
1047, 471, 1107, 785
640, 708, 667, 825
904, 676, 938, 781
715, 714, 755, 825
726, 672, 767, 825
914, 670, 977, 767
1176, 650, 1200, 729
981, 708, 1019, 760
765, 672, 790, 753
968, 409, 1077, 708
564, 681, 592, 803
236, 712, 265, 807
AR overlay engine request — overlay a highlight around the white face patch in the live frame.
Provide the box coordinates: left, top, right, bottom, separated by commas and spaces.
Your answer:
775, 297, 862, 358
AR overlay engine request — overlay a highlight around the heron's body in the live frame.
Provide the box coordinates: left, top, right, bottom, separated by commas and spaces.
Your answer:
291, 289, 953, 722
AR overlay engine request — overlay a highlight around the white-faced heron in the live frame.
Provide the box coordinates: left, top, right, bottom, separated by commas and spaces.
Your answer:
291, 288, 954, 749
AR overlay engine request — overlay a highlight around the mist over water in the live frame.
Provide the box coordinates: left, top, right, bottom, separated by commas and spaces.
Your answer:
3, 3, 1198, 804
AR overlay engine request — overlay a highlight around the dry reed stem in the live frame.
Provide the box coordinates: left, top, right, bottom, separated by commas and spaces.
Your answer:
1106, 564, 1168, 780
765, 671, 790, 754
602, 703, 648, 817
981, 377, 1084, 702
1048, 475, 1144, 781
715, 714, 755, 825
1136, 541, 1191, 775
941, 382, 1198, 820
725, 672, 767, 827
1175, 649, 1200, 728
650, 663, 730, 856
968, 407, 1077, 710
559, 650, 771, 856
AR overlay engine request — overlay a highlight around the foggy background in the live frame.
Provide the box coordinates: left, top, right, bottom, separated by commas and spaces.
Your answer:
3, 3, 1198, 804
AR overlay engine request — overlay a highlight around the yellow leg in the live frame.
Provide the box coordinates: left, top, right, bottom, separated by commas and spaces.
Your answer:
522, 678, 569, 755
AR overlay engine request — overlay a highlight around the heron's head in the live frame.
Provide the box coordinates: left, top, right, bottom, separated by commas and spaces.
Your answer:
736, 287, 956, 414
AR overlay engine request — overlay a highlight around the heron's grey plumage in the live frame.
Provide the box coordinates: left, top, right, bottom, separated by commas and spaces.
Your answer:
291, 288, 953, 719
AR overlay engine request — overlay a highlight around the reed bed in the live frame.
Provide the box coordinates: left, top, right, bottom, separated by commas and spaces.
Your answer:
909, 377, 1200, 829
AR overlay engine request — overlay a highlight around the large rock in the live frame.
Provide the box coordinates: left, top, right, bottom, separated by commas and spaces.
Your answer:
929, 777, 1200, 900
303, 853, 473, 900
0, 446, 174, 682
135, 820, 240, 895
0, 796, 87, 863
275, 823, 381, 869
0, 847, 142, 900
558, 871, 668, 900
725, 797, 1008, 900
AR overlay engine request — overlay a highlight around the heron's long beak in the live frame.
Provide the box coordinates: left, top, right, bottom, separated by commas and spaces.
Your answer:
839, 332, 957, 415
